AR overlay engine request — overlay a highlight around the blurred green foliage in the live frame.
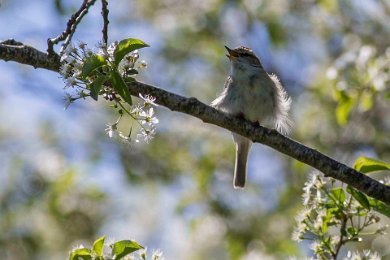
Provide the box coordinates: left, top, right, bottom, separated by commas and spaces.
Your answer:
1, 0, 389, 259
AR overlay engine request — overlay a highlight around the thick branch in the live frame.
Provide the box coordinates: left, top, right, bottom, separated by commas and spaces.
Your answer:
0, 39, 60, 71
0, 41, 389, 205
126, 82, 390, 205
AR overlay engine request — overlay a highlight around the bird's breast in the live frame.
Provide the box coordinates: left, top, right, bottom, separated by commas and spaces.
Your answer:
226, 74, 275, 123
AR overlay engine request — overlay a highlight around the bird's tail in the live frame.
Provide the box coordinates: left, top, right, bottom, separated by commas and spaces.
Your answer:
233, 134, 252, 189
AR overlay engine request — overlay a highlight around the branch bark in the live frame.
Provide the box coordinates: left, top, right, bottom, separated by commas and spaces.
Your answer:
1, 40, 389, 205
0, 39, 60, 71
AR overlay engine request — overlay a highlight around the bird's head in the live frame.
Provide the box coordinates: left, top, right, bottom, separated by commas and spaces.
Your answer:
225, 46, 263, 72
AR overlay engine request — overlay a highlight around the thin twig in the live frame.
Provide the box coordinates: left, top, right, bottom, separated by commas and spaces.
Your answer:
101, 0, 109, 45
47, 0, 98, 55
333, 204, 349, 259
333, 217, 346, 259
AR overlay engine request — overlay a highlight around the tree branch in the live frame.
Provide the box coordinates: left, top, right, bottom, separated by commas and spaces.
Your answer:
0, 41, 389, 205
47, 0, 98, 54
0, 39, 60, 71
101, 0, 109, 45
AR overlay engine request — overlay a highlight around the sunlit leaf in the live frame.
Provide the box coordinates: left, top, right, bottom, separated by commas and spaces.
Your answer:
82, 54, 107, 78
69, 248, 92, 260
319, 0, 338, 11
347, 227, 357, 236
92, 236, 105, 257
321, 211, 331, 233
346, 186, 370, 210
359, 90, 373, 111
368, 199, 390, 217
114, 38, 149, 66
330, 187, 345, 203
110, 70, 132, 105
335, 91, 354, 126
111, 240, 143, 259
354, 156, 390, 173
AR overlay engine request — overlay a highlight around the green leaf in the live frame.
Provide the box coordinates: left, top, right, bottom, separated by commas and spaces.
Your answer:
330, 187, 345, 203
354, 156, 390, 173
340, 227, 347, 237
126, 69, 138, 75
89, 76, 106, 101
114, 38, 149, 66
82, 54, 107, 78
369, 199, 390, 217
359, 90, 373, 112
92, 236, 105, 257
321, 219, 329, 233
69, 248, 92, 260
123, 76, 136, 84
347, 227, 357, 236
346, 186, 371, 210
110, 71, 132, 105
111, 240, 143, 259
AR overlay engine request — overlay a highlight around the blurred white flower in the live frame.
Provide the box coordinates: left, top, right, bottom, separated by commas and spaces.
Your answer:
291, 228, 303, 242
295, 207, 312, 223
375, 224, 388, 235
152, 249, 164, 260
344, 250, 381, 260
326, 67, 338, 80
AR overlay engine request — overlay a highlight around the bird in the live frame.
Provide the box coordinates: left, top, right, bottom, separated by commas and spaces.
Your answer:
212, 46, 292, 188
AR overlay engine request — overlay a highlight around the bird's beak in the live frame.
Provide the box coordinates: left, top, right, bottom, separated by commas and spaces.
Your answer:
225, 46, 238, 60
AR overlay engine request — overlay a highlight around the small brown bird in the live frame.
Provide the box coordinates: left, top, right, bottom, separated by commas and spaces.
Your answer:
212, 46, 292, 188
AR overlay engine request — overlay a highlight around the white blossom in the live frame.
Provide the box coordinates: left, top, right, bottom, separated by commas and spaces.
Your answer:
139, 60, 147, 68
106, 41, 117, 62
291, 228, 303, 242
59, 63, 70, 77
295, 207, 312, 223
139, 107, 159, 126
63, 93, 74, 110
139, 93, 158, 107
310, 241, 322, 255
137, 127, 156, 143
105, 123, 118, 138
65, 76, 77, 88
